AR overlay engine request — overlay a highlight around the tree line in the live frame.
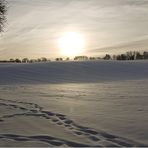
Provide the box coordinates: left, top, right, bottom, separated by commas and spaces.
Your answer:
0, 51, 148, 63
74, 51, 148, 61
0, 57, 50, 63
103, 51, 148, 60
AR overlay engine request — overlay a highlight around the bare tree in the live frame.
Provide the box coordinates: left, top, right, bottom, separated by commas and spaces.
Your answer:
22, 58, 29, 63
0, 0, 6, 32
103, 54, 111, 60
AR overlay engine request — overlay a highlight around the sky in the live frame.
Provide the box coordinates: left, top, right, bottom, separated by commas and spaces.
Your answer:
0, 0, 148, 59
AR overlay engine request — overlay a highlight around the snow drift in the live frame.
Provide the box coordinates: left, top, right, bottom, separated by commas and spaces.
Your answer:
0, 60, 148, 84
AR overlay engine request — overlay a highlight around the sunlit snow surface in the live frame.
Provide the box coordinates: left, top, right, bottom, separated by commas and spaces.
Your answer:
0, 60, 148, 146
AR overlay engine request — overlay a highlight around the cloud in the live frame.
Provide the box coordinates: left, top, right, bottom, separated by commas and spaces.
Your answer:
0, 0, 148, 59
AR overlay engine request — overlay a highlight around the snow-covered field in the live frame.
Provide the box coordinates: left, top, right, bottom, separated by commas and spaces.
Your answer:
0, 60, 148, 147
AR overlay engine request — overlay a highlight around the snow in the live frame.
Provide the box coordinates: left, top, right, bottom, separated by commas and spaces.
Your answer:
0, 60, 148, 146
0, 60, 148, 84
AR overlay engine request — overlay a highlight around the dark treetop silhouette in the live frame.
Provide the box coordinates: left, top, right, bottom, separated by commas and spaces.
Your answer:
0, 0, 6, 32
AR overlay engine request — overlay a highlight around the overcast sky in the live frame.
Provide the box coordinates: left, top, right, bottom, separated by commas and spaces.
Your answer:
0, 0, 148, 59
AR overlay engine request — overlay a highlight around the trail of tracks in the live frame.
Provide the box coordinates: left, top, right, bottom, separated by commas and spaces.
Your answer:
0, 98, 146, 147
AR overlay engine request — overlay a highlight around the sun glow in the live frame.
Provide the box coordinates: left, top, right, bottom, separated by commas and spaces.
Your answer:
59, 32, 85, 56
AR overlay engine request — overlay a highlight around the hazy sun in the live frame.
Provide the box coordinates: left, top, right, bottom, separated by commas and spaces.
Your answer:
59, 32, 85, 56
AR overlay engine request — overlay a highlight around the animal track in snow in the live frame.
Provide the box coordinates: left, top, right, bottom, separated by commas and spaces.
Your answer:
0, 98, 147, 147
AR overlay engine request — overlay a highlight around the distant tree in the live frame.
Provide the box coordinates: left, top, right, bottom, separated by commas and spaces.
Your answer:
56, 58, 63, 61
120, 54, 127, 60
10, 58, 15, 62
29, 59, 37, 63
89, 57, 96, 60
41, 57, 47, 62
97, 57, 101, 60
29, 59, 33, 63
126, 51, 135, 60
37, 58, 41, 62
22, 58, 29, 63
66, 57, 70, 61
15, 58, 21, 63
0, 0, 7, 32
116, 55, 121, 60
135, 52, 143, 60
143, 51, 148, 59
116, 53, 130, 60
74, 56, 88, 61
103, 54, 111, 60
112, 55, 116, 60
